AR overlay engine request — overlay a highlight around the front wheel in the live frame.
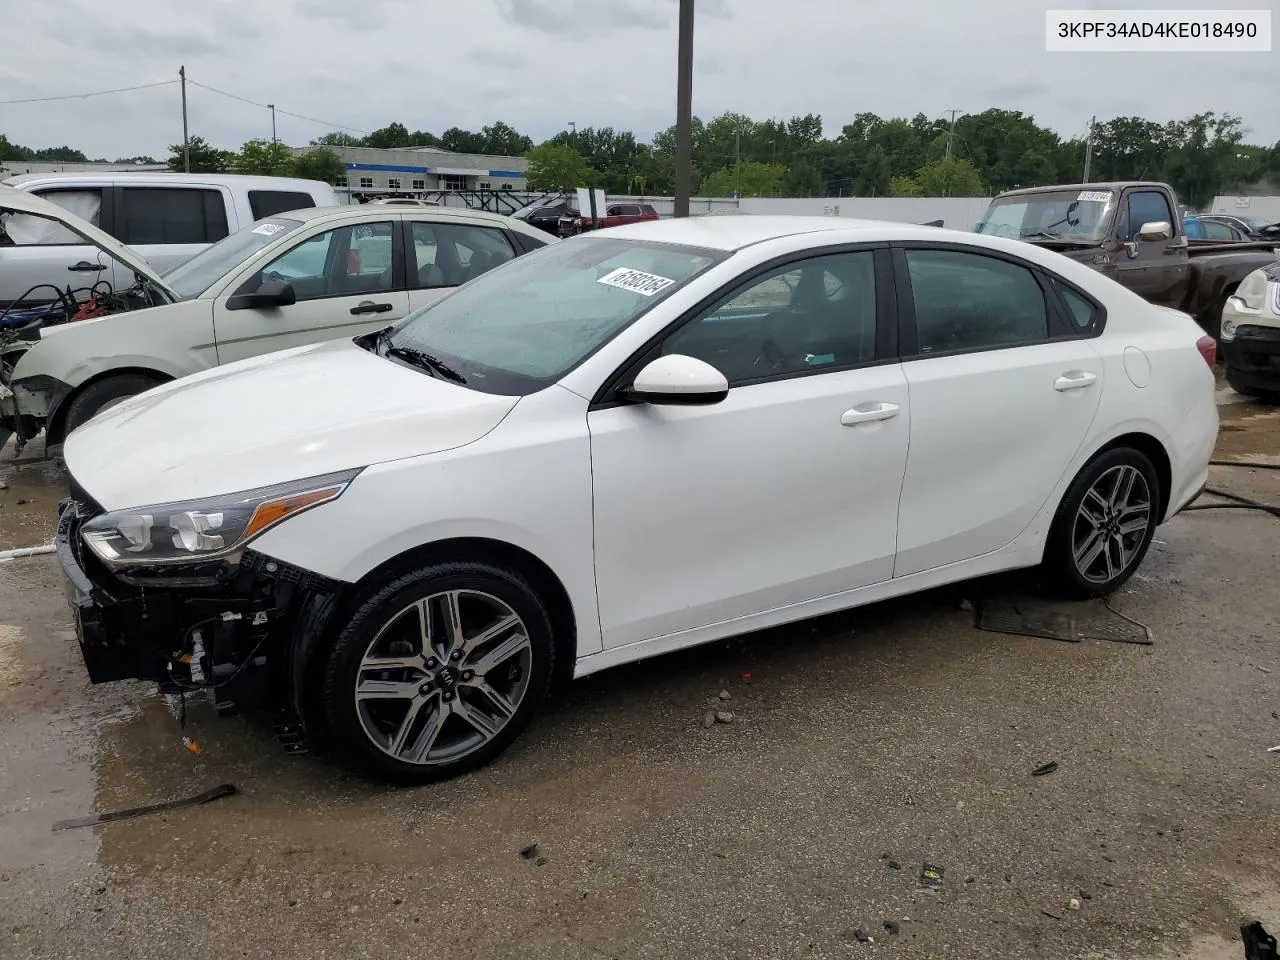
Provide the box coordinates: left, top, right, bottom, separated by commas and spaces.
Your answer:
1041, 448, 1160, 599
63, 373, 165, 436
319, 561, 555, 783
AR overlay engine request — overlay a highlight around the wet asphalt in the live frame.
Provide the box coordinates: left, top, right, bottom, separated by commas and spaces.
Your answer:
1, 386, 1278, 960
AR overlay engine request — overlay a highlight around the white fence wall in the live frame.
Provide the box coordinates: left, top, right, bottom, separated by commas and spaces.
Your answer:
605, 195, 992, 229
1208, 195, 1280, 223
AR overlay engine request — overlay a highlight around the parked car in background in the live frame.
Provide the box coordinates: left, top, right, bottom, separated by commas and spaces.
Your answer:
975, 181, 1280, 338
1220, 261, 1280, 400
511, 200, 578, 235
559, 202, 660, 237
0, 173, 337, 305
0, 204, 552, 451
1195, 213, 1280, 240
1184, 216, 1252, 242
369, 197, 441, 207
52, 216, 1217, 783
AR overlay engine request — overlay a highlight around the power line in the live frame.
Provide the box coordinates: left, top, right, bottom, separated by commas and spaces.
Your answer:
186, 79, 368, 135
0, 80, 178, 105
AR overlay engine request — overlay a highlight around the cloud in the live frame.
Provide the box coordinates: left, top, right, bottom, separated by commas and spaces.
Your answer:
2, 0, 1274, 163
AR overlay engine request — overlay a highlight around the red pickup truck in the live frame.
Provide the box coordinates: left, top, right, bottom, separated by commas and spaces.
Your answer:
558, 202, 660, 237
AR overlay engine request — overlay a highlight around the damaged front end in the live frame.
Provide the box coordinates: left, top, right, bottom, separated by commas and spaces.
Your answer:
57, 486, 348, 749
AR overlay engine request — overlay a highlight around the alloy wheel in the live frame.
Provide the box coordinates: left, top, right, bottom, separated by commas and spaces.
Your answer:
354, 590, 533, 765
1071, 464, 1152, 585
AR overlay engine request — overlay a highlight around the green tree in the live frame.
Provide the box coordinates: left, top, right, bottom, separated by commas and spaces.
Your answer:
856, 144, 891, 196
525, 143, 595, 191
890, 175, 922, 197
0, 134, 33, 161
700, 161, 787, 197
916, 158, 986, 196
314, 131, 363, 147
439, 127, 487, 153
237, 139, 295, 176
480, 122, 533, 156
166, 135, 231, 173
364, 123, 411, 149
784, 158, 824, 197
291, 147, 346, 184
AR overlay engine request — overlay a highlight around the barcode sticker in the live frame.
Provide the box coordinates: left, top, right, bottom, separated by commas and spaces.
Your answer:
251, 223, 285, 236
1077, 191, 1112, 203
597, 267, 675, 297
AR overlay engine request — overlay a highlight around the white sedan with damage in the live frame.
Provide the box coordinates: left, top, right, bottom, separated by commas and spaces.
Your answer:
54, 215, 1218, 783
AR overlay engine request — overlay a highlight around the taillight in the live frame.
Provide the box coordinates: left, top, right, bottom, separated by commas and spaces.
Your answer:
1196, 334, 1216, 369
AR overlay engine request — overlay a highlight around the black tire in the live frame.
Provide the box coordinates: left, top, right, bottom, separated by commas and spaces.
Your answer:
319, 560, 555, 784
63, 374, 164, 436
1041, 447, 1161, 599
1225, 370, 1280, 404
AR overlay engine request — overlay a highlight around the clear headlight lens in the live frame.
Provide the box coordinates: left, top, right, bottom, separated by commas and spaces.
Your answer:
82, 469, 361, 566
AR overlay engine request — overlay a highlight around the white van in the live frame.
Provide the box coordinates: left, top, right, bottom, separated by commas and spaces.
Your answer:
0, 173, 338, 305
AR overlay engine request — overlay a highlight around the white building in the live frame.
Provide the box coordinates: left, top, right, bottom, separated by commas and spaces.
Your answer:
0, 160, 167, 178
292, 145, 529, 198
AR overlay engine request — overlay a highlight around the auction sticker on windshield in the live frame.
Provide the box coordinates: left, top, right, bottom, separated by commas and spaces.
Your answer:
597, 267, 675, 297
251, 223, 286, 236
1077, 191, 1113, 202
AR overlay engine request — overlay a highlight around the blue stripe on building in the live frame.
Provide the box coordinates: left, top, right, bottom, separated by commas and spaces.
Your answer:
344, 162, 430, 174
487, 169, 523, 178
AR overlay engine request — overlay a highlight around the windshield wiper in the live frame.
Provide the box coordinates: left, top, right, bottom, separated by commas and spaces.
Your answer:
1021, 231, 1093, 244
382, 340, 466, 384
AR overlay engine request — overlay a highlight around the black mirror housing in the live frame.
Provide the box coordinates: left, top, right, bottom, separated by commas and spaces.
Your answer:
227, 277, 297, 311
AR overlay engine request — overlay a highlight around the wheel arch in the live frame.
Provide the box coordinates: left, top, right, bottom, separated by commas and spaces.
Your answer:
1058, 430, 1172, 532
46, 366, 173, 445
298, 536, 579, 718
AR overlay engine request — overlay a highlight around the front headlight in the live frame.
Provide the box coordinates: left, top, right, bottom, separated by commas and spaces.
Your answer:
82, 469, 361, 566
1233, 270, 1269, 312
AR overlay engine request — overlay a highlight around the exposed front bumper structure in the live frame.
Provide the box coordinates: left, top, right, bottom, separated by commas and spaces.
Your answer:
1223, 325, 1280, 395
55, 494, 343, 726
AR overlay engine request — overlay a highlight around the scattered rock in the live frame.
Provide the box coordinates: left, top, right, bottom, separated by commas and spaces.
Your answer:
322, 890, 333, 900
703, 711, 716, 728
94, 886, 106, 895
715, 710, 734, 724
519, 843, 540, 861
348, 905, 359, 914
853, 929, 872, 944
1068, 898, 1081, 911
888, 860, 902, 870
966, 875, 975, 883
883, 920, 900, 936
956, 800, 965, 811
1032, 761, 1059, 776
1042, 909, 1063, 921
15, 498, 28, 505
535, 856, 549, 867
288, 899, 298, 907
718, 689, 732, 701
0, 480, 7, 490
392, 897, 403, 905
1078, 890, 1092, 901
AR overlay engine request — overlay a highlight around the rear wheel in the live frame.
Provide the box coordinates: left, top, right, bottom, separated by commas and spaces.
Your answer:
319, 561, 555, 783
1041, 448, 1160, 599
63, 374, 165, 436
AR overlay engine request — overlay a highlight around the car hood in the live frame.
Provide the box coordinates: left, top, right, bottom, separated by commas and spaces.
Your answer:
0, 184, 176, 300
63, 337, 521, 511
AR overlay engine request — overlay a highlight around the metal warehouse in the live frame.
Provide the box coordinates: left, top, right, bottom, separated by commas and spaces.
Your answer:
292, 145, 529, 199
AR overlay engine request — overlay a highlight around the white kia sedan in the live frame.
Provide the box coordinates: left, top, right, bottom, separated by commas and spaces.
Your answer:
54, 216, 1219, 783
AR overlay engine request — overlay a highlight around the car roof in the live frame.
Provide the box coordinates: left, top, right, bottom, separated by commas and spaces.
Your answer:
599, 215, 939, 251
0, 171, 333, 191
994, 182, 1166, 199
277, 204, 532, 228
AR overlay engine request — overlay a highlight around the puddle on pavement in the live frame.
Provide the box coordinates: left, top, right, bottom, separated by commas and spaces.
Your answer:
1, 436, 66, 550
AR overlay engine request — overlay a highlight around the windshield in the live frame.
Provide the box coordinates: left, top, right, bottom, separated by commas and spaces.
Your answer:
163, 218, 303, 299
974, 189, 1115, 242
380, 236, 725, 394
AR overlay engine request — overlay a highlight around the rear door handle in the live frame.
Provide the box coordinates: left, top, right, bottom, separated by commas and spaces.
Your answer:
68, 261, 106, 273
841, 401, 900, 426
350, 301, 394, 315
1054, 371, 1098, 391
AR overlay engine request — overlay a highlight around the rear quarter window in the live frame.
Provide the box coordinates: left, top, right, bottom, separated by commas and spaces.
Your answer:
249, 190, 318, 220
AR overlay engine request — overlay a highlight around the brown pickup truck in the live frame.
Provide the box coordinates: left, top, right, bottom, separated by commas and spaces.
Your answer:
975, 181, 1280, 337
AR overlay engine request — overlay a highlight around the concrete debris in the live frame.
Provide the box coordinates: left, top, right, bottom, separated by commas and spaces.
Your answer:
519, 843, 539, 861
714, 710, 734, 724
703, 711, 716, 728
718, 689, 732, 701
883, 920, 900, 936
1068, 898, 1081, 911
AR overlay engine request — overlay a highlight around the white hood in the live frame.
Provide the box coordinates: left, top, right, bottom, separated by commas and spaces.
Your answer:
63, 338, 520, 510
0, 184, 175, 300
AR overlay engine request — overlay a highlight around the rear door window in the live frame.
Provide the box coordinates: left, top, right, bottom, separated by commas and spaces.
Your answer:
4, 189, 103, 245
119, 187, 229, 244
248, 190, 318, 220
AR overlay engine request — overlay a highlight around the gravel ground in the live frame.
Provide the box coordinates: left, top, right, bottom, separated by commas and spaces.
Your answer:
1, 385, 1277, 960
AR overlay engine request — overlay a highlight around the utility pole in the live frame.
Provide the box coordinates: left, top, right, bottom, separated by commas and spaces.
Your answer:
1082, 115, 1096, 183
673, 0, 694, 217
179, 65, 190, 173
734, 124, 741, 198
268, 103, 277, 143
944, 108, 960, 161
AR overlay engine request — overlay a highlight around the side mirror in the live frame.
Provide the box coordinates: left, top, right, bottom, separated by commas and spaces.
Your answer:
1137, 220, 1173, 242
623, 354, 729, 406
226, 276, 297, 311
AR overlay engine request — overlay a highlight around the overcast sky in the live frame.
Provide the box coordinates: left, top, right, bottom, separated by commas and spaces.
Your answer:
4, 0, 1277, 161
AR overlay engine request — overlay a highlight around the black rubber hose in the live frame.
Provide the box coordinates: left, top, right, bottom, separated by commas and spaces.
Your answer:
1184, 486, 1280, 518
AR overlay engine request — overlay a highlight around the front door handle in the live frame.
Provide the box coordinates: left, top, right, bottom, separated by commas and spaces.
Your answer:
68, 261, 106, 273
350, 301, 394, 315
841, 401, 899, 426
1054, 371, 1098, 391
